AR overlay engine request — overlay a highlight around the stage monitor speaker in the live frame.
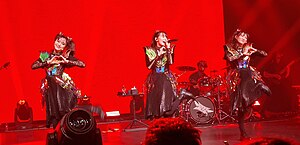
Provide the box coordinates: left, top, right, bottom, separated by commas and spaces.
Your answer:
46, 108, 102, 145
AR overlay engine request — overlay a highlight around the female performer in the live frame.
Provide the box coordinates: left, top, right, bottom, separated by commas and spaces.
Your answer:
32, 32, 85, 128
144, 30, 177, 120
224, 29, 271, 140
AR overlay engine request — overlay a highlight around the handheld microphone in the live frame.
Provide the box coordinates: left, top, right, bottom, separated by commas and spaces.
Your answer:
256, 49, 268, 56
180, 89, 194, 97
251, 47, 268, 56
246, 43, 267, 56
167, 39, 178, 43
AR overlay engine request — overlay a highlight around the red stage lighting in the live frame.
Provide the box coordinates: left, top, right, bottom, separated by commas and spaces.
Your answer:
14, 99, 33, 129
46, 108, 102, 145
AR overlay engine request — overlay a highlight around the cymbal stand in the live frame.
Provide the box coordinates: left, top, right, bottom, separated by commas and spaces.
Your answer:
214, 82, 235, 124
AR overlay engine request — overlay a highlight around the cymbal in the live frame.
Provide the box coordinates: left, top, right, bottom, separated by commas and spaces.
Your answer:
176, 66, 196, 71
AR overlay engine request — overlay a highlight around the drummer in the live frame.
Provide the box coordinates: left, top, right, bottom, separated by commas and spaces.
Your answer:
188, 60, 209, 96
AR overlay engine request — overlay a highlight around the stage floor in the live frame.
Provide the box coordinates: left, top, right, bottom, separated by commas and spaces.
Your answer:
1, 116, 300, 145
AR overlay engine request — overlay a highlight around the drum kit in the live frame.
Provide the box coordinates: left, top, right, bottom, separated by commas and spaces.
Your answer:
174, 65, 236, 125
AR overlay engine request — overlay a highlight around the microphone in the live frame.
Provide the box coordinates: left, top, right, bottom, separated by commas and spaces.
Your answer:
246, 43, 267, 56
250, 47, 268, 56
256, 49, 268, 56
180, 89, 194, 97
167, 39, 178, 43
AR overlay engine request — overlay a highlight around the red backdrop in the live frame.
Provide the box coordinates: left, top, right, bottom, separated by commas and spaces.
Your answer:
0, 0, 225, 122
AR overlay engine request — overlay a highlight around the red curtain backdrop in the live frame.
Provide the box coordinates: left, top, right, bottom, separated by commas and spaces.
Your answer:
0, 0, 225, 122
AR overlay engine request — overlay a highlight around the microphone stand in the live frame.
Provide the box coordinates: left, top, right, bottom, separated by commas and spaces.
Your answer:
123, 93, 148, 132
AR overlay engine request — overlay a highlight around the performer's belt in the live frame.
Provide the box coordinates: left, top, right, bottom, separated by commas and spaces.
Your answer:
155, 66, 165, 73
238, 61, 248, 69
47, 67, 61, 76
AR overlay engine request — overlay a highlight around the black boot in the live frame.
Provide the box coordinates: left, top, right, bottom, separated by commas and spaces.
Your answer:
240, 131, 251, 141
238, 110, 251, 141
261, 84, 272, 96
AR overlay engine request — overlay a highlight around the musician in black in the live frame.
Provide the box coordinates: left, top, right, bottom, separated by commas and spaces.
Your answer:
263, 52, 297, 113
144, 30, 177, 119
32, 32, 85, 128
224, 29, 271, 140
188, 60, 209, 96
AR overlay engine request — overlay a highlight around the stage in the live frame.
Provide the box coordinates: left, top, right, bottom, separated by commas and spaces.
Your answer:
1, 115, 299, 145
1, 0, 300, 145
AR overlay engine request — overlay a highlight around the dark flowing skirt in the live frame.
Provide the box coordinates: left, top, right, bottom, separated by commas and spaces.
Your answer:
230, 68, 264, 113
44, 76, 77, 128
145, 71, 177, 119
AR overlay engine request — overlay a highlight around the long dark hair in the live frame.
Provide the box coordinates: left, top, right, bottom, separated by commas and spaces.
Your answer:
151, 30, 167, 48
228, 29, 249, 49
54, 32, 76, 57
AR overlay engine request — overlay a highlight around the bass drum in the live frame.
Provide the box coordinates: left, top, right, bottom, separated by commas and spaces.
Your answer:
186, 96, 215, 124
